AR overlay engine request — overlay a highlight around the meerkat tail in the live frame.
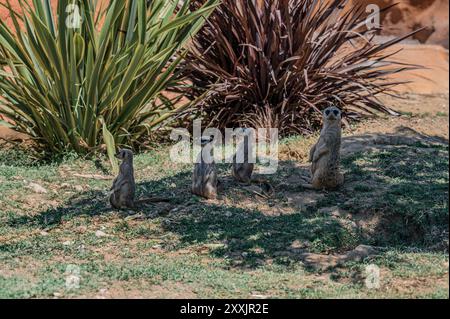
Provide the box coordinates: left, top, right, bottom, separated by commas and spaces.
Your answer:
134, 197, 172, 205
251, 177, 266, 184
301, 183, 316, 190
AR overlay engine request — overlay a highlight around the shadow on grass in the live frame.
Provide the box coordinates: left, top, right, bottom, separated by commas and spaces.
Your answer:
6, 130, 449, 267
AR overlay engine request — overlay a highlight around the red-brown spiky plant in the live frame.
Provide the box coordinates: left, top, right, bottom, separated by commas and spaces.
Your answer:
178, 0, 419, 135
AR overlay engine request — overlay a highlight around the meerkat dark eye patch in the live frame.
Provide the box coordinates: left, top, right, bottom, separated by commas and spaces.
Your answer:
325, 110, 331, 115
333, 110, 340, 116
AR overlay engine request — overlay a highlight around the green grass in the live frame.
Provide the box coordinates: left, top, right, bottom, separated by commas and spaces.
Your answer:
0, 137, 448, 299
340, 145, 448, 247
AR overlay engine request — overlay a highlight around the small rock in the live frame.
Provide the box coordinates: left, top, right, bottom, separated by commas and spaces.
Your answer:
62, 241, 72, 246
170, 207, 181, 213
53, 292, 62, 297
74, 185, 84, 192
99, 288, 108, 294
95, 230, 108, 238
225, 211, 233, 217
28, 183, 47, 194
40, 231, 49, 236
318, 206, 348, 218
170, 183, 177, 188
241, 252, 249, 258
340, 245, 378, 263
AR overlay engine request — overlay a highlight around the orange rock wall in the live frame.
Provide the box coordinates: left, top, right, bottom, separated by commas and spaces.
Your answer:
1, 0, 448, 48
351, 0, 449, 48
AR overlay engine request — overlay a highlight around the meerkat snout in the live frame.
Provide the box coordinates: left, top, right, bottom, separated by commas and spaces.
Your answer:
115, 149, 133, 161
323, 106, 342, 122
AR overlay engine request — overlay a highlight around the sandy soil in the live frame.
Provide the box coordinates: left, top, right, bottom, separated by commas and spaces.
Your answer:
384, 44, 449, 95
371, 94, 449, 138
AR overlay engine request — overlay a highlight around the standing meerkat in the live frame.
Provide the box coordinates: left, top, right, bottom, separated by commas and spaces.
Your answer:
110, 149, 136, 209
192, 136, 218, 199
109, 149, 170, 210
303, 106, 344, 190
231, 128, 274, 196
232, 128, 255, 184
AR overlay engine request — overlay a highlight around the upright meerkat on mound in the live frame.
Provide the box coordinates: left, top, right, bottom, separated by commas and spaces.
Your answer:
192, 136, 218, 199
110, 149, 136, 209
303, 106, 344, 190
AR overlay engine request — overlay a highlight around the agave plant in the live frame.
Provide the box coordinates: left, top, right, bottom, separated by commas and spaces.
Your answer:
0, 0, 219, 155
180, 0, 419, 135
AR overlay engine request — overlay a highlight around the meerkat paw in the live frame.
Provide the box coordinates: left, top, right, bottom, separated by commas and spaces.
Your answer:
206, 189, 218, 200
300, 183, 316, 190
338, 173, 345, 186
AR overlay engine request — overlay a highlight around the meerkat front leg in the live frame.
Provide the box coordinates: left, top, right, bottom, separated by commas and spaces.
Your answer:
312, 144, 329, 163
309, 143, 317, 162
337, 172, 345, 187
302, 143, 329, 190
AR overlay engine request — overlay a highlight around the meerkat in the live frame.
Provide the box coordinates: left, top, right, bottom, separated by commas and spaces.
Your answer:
110, 149, 170, 210
192, 136, 218, 199
302, 106, 344, 190
231, 128, 275, 196
110, 149, 136, 209
232, 128, 255, 184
